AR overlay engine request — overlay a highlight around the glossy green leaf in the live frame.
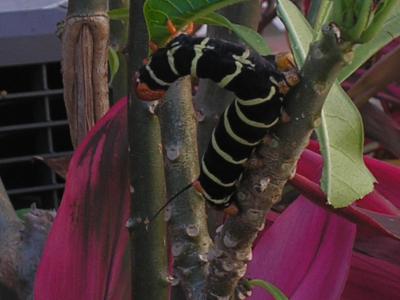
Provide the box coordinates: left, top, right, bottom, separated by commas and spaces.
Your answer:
277, 0, 375, 208
144, 0, 248, 46
317, 86, 375, 207
197, 12, 272, 55
108, 7, 129, 21
249, 279, 288, 300
108, 47, 120, 86
338, 9, 400, 82
277, 0, 314, 65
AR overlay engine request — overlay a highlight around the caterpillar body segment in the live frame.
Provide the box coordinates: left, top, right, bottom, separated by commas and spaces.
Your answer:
136, 34, 299, 208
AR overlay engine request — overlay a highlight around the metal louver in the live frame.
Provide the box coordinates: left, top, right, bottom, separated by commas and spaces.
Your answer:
0, 3, 70, 210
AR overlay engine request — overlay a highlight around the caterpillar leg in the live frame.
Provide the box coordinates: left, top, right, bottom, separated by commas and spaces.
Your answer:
193, 180, 239, 216
223, 202, 239, 216
275, 69, 300, 95
134, 72, 166, 101
275, 52, 296, 72
277, 68, 300, 122
149, 41, 159, 54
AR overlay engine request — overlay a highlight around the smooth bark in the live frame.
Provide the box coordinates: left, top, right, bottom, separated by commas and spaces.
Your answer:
127, 0, 169, 299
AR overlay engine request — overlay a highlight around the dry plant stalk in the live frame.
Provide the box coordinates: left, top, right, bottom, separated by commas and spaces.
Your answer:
62, 14, 110, 147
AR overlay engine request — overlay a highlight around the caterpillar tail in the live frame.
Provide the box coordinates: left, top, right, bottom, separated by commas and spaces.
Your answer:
147, 179, 239, 225
193, 180, 239, 216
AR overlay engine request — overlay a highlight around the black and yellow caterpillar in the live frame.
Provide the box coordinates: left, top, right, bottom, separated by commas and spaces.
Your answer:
136, 34, 298, 209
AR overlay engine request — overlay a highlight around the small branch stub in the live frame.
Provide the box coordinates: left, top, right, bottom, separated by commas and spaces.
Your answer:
166, 144, 181, 161
186, 224, 200, 237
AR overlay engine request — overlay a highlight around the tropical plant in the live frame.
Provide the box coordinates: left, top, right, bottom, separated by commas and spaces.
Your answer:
29, 0, 400, 299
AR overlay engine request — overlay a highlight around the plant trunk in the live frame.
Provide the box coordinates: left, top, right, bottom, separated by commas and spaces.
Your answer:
127, 0, 169, 299
158, 78, 212, 299
205, 25, 350, 298
62, 0, 110, 147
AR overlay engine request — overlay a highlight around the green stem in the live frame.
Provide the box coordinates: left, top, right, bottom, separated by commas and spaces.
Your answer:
313, 0, 333, 40
342, 0, 355, 29
307, 0, 322, 25
348, 0, 372, 41
127, 0, 168, 299
158, 78, 211, 300
360, 0, 398, 42
248, 279, 288, 300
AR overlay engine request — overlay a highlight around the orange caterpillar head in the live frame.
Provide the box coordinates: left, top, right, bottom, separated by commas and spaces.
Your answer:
134, 72, 165, 101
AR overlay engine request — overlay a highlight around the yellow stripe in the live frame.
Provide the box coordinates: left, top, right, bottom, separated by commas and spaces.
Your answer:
219, 61, 242, 88
219, 49, 255, 88
234, 100, 279, 128
269, 76, 279, 86
223, 109, 259, 146
201, 189, 231, 204
167, 46, 180, 75
211, 130, 248, 165
145, 61, 169, 86
232, 49, 254, 67
201, 160, 236, 187
190, 38, 210, 77
237, 86, 276, 106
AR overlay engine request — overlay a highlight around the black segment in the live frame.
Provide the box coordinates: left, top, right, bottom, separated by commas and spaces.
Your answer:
138, 34, 288, 207
198, 171, 236, 201
226, 103, 268, 143
201, 144, 244, 184
138, 68, 168, 90
237, 97, 282, 125
149, 48, 180, 83
213, 120, 253, 161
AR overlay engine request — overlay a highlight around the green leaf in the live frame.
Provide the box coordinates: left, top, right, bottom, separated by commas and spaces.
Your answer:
108, 7, 129, 21
197, 12, 272, 55
316, 86, 375, 207
249, 279, 288, 300
277, 0, 314, 66
108, 47, 120, 86
338, 10, 400, 82
144, 0, 248, 46
277, 0, 375, 208
359, 0, 398, 43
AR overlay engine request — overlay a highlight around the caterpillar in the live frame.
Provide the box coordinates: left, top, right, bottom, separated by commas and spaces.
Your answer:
136, 33, 299, 210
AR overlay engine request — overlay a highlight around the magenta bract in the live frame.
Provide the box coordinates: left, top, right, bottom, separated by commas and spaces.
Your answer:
34, 99, 131, 300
